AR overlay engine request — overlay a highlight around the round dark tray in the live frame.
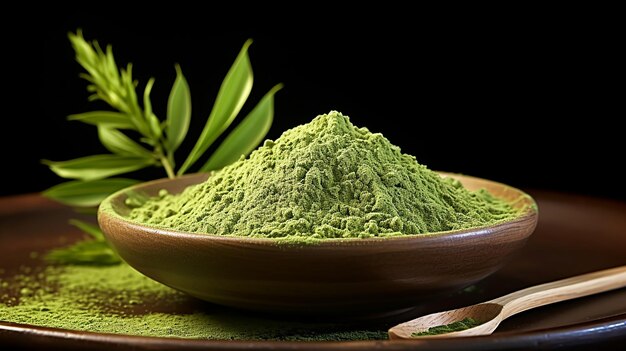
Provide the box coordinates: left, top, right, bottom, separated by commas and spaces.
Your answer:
1, 191, 625, 350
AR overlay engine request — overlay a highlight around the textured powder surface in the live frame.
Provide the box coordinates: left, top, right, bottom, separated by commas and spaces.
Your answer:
0, 263, 386, 340
129, 111, 517, 239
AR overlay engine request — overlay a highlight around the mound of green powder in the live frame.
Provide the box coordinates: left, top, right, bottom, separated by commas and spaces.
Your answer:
129, 111, 517, 239
0, 263, 386, 340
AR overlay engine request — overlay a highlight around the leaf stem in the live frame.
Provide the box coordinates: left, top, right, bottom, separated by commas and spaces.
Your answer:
155, 146, 175, 179
160, 154, 176, 179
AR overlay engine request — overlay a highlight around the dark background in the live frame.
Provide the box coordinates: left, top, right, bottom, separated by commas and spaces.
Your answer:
2, 9, 624, 200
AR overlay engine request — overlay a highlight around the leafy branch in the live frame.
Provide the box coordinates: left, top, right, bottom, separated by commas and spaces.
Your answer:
43, 30, 281, 265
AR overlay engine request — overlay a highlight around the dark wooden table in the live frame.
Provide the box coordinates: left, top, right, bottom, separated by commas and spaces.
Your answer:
1, 191, 625, 350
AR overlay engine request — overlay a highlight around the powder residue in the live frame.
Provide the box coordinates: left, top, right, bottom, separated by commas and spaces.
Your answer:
128, 111, 518, 239
412, 317, 482, 336
0, 263, 387, 340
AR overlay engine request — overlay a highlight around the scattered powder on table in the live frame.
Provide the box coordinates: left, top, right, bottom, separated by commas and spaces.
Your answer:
0, 263, 386, 340
128, 111, 517, 239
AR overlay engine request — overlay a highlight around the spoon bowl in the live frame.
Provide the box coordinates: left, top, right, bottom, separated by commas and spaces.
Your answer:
98, 172, 538, 316
389, 303, 504, 338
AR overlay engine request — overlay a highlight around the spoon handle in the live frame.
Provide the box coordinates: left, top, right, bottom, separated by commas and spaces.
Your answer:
491, 265, 626, 319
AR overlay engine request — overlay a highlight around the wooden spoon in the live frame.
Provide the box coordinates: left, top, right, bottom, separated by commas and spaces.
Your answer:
389, 265, 626, 339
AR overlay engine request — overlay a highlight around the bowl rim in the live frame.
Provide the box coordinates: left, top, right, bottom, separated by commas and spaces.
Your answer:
98, 172, 538, 247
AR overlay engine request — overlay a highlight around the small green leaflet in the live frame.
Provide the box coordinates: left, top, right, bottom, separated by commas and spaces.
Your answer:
45, 218, 121, 266
120, 63, 152, 137
42, 178, 139, 207
43, 154, 155, 181
166, 65, 191, 153
143, 78, 163, 139
201, 84, 282, 171
98, 126, 153, 157
67, 111, 136, 130
46, 240, 121, 266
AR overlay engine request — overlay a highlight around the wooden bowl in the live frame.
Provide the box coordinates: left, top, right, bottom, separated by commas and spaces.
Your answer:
98, 173, 537, 317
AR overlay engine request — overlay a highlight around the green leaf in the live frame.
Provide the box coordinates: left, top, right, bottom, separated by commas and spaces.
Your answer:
166, 65, 191, 153
46, 239, 121, 266
68, 111, 136, 130
143, 78, 162, 139
68, 30, 97, 69
42, 178, 139, 207
119, 64, 151, 137
147, 114, 162, 139
143, 78, 155, 119
201, 84, 282, 171
69, 219, 105, 240
98, 126, 153, 157
43, 155, 155, 181
104, 44, 119, 82
178, 40, 254, 174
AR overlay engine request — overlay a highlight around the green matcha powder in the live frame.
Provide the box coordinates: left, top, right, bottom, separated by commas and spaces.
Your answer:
129, 111, 517, 239
412, 317, 482, 337
0, 264, 385, 340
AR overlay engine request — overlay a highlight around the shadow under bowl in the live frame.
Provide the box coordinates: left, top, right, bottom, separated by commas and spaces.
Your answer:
98, 173, 538, 317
